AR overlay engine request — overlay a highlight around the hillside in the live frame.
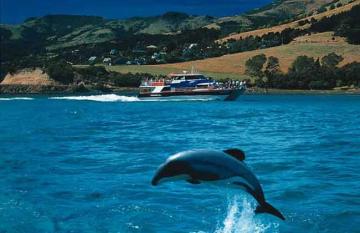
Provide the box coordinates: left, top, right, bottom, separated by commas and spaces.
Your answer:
0, 0, 345, 51
109, 32, 360, 80
207, 0, 346, 34
218, 0, 360, 42
0, 13, 215, 50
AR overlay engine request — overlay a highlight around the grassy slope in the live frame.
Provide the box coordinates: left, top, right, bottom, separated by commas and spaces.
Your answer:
249, 0, 332, 17
109, 32, 360, 80
207, 0, 340, 32
218, 0, 360, 42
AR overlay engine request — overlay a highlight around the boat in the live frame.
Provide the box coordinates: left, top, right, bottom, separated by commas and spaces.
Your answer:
138, 71, 246, 101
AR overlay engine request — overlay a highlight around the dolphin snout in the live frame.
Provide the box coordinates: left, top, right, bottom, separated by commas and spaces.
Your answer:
151, 164, 165, 186
151, 176, 160, 186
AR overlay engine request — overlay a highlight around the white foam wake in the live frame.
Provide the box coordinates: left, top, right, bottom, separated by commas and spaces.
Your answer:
49, 94, 140, 102
0, 97, 34, 101
215, 197, 278, 233
49, 94, 215, 102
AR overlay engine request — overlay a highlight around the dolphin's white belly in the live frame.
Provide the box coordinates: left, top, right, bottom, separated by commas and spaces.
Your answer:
202, 176, 254, 192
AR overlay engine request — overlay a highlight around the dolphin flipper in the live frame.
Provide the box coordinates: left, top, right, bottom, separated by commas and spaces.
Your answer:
255, 202, 285, 220
224, 149, 245, 161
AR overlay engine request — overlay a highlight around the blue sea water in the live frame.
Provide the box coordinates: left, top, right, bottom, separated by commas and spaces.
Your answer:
0, 94, 359, 233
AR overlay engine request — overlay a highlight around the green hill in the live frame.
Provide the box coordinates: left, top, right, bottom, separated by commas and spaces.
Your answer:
1, 13, 215, 50
1, 0, 344, 50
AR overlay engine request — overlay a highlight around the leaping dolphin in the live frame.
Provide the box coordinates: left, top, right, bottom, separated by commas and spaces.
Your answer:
151, 149, 285, 220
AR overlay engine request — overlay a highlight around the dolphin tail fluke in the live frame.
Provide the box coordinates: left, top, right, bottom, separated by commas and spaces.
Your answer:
255, 202, 285, 220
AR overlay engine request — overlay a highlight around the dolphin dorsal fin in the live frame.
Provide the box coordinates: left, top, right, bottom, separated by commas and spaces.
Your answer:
224, 149, 245, 161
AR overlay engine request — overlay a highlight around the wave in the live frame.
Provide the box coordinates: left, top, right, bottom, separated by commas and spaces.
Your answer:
49, 94, 140, 102
215, 197, 278, 233
49, 94, 214, 102
0, 97, 34, 101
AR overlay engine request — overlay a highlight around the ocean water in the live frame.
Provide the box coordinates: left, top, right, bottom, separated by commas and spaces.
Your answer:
0, 94, 359, 233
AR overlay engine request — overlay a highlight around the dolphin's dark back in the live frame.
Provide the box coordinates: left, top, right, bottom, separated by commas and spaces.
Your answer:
173, 150, 242, 177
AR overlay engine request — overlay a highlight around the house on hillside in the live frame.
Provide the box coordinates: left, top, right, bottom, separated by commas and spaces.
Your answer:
133, 57, 146, 65
146, 45, 158, 51
46, 53, 59, 59
188, 43, 198, 49
103, 57, 112, 66
151, 52, 160, 60
110, 49, 118, 55
88, 56, 97, 64
151, 52, 167, 63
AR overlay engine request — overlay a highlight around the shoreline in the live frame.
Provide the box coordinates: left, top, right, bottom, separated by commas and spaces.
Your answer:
246, 88, 360, 95
0, 84, 138, 96
0, 85, 359, 97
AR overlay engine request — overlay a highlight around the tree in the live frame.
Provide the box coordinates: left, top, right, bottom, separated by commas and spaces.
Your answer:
288, 56, 323, 89
265, 56, 280, 74
245, 54, 267, 77
264, 56, 282, 89
321, 53, 343, 69
318, 6, 327, 13
47, 60, 74, 84
0, 28, 12, 41
340, 62, 360, 87
289, 56, 319, 74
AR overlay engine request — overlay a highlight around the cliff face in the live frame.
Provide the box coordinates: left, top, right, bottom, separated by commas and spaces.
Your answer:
0, 68, 69, 94
0, 68, 58, 86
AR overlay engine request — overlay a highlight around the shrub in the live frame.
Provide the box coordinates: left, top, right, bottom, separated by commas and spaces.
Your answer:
321, 53, 343, 68
47, 61, 74, 84
245, 54, 267, 77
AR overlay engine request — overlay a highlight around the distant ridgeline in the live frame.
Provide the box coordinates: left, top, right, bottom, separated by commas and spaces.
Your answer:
0, 0, 359, 89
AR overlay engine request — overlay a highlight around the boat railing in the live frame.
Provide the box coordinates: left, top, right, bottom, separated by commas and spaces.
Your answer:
141, 79, 165, 87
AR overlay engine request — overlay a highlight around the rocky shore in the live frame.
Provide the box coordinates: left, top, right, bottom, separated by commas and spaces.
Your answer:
0, 67, 139, 95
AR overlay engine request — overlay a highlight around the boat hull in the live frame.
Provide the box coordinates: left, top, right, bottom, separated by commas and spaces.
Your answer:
138, 88, 245, 101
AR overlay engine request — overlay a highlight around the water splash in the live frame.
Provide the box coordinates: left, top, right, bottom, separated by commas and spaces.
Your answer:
215, 196, 278, 233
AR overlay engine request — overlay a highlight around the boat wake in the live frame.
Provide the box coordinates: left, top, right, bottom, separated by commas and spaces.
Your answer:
215, 196, 279, 233
0, 97, 34, 101
50, 94, 140, 102
49, 94, 214, 102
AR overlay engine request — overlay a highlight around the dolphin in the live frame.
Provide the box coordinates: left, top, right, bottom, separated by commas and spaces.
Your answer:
151, 149, 285, 220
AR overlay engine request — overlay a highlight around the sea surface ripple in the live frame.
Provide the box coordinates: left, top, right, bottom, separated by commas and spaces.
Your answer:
0, 94, 359, 233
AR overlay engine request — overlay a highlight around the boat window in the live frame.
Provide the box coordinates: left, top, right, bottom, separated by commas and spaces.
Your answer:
171, 75, 206, 80
140, 87, 155, 93
172, 76, 185, 80
185, 75, 205, 80
162, 87, 171, 92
